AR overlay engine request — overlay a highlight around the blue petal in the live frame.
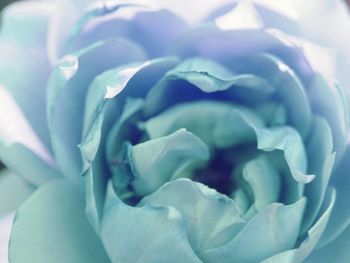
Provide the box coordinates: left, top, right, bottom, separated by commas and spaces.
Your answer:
241, 155, 281, 211
66, 2, 187, 57
0, 1, 54, 150
101, 182, 202, 263
9, 179, 111, 263
144, 57, 275, 116
172, 26, 314, 83
317, 146, 350, 246
306, 221, 350, 263
152, 0, 233, 24
106, 98, 145, 163
307, 75, 349, 164
145, 100, 313, 186
0, 170, 32, 217
261, 188, 336, 263
200, 198, 306, 263
228, 53, 312, 138
214, 1, 263, 31
301, 116, 335, 233
79, 57, 178, 231
129, 129, 210, 196
247, 54, 312, 138
255, 126, 315, 184
81, 57, 179, 172
140, 179, 245, 252
144, 101, 264, 147
47, 38, 146, 183
48, 0, 101, 61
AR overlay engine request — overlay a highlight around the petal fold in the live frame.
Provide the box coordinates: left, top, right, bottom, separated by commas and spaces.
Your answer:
200, 198, 306, 263
101, 182, 202, 263
140, 179, 245, 252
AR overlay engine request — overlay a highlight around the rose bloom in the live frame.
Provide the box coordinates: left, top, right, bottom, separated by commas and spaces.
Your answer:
0, 0, 350, 262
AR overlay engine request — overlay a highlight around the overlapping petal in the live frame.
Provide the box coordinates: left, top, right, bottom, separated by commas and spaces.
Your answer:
47, 38, 146, 183
200, 198, 306, 262
80, 58, 178, 230
101, 182, 201, 263
140, 179, 245, 252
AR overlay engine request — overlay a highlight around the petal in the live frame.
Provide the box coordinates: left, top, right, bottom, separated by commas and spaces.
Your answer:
66, 1, 187, 57
130, 129, 210, 196
0, 1, 55, 149
307, 75, 349, 164
101, 182, 201, 263
173, 27, 314, 84
306, 223, 350, 263
251, 0, 300, 32
140, 179, 245, 252
144, 101, 264, 147
261, 188, 336, 263
47, 38, 146, 183
80, 57, 178, 231
0, 86, 60, 185
152, 0, 233, 24
317, 146, 350, 246
0, 213, 14, 262
255, 126, 314, 184
200, 198, 306, 263
247, 53, 312, 138
48, 0, 99, 61
301, 117, 335, 233
242, 155, 281, 211
215, 1, 264, 31
8, 179, 110, 263
144, 57, 275, 117
144, 55, 312, 139
81, 57, 179, 172
0, 170, 32, 217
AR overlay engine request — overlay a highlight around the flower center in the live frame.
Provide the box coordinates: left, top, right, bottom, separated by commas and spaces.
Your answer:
191, 150, 235, 196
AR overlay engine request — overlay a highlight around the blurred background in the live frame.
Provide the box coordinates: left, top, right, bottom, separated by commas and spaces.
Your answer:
0, 0, 17, 11
0, 0, 18, 171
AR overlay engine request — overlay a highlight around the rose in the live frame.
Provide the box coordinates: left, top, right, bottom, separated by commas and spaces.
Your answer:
0, 0, 349, 262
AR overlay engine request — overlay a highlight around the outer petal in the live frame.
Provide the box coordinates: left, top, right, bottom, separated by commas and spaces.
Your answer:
261, 188, 336, 263
8, 179, 110, 263
301, 117, 334, 233
200, 198, 306, 262
0, 169, 32, 263
317, 146, 350, 246
48, 0, 98, 61
0, 86, 60, 185
0, 170, 32, 217
0, 1, 55, 149
152, 0, 233, 24
306, 224, 350, 263
66, 1, 187, 57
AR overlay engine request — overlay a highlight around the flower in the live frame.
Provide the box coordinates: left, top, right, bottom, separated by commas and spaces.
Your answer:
0, 0, 350, 262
